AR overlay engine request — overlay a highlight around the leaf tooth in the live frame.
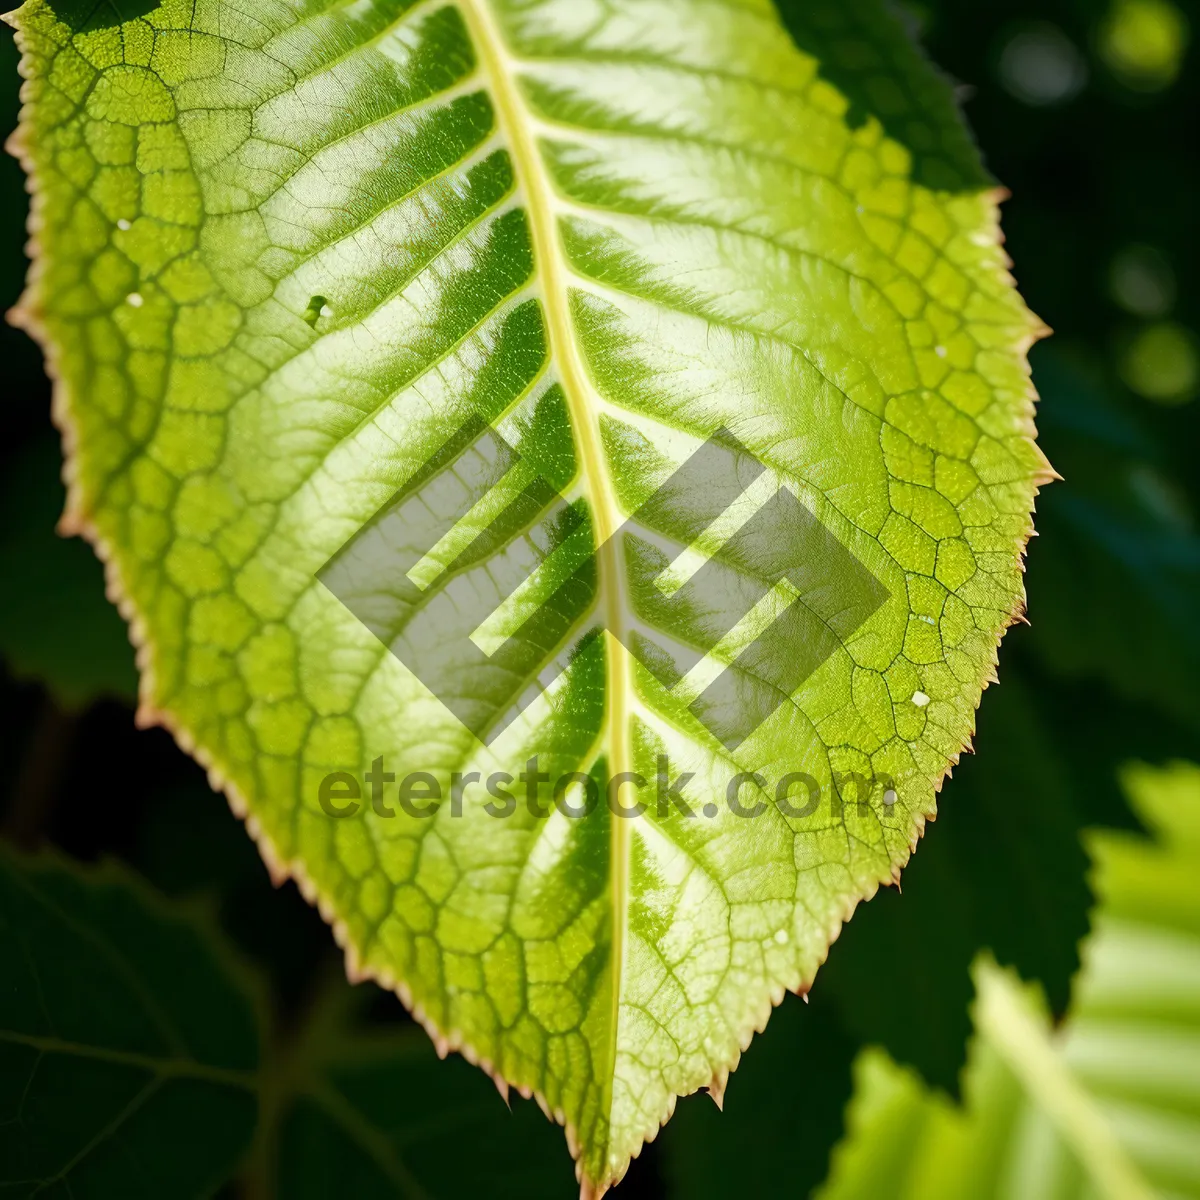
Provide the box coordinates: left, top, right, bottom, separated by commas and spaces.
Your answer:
205, 762, 228, 795
1030, 442, 1063, 485
3, 123, 27, 157
134, 703, 165, 730
54, 507, 85, 538
291, 864, 316, 901
316, 894, 339, 928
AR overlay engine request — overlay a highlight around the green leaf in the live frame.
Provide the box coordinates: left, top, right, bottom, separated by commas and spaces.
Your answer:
819, 761, 1200, 1200
10, 0, 1046, 1186
0, 849, 261, 1197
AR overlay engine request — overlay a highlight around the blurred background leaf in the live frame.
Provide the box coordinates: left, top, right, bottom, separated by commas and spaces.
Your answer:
0, 846, 582, 1199
0, 850, 262, 1198
272, 1020, 576, 1199
1026, 347, 1200, 733
817, 762, 1200, 1200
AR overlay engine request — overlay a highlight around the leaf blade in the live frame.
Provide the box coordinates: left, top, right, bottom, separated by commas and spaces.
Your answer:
11, 0, 1046, 1186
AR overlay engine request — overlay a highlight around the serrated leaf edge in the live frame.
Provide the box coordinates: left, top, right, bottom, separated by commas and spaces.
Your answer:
4, 5, 1054, 1191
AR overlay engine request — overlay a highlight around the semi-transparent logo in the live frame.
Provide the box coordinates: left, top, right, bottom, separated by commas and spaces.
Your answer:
320, 419, 887, 750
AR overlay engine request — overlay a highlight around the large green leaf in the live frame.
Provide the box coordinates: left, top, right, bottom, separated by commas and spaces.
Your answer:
9, 0, 1046, 1187
820, 762, 1200, 1200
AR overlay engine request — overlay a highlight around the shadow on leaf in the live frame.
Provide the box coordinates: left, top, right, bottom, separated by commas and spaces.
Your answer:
45, 0, 162, 33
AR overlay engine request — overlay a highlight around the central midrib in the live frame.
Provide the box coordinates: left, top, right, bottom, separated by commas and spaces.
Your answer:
457, 0, 631, 1165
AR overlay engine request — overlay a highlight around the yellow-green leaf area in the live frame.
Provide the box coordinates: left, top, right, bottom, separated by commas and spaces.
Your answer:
10, 0, 1047, 1190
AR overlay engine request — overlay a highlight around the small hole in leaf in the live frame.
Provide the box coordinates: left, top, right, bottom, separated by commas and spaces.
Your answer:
302, 295, 330, 329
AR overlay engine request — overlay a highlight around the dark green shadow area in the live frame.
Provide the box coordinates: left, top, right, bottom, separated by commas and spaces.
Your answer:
773, 0, 994, 192
817, 663, 1096, 1094
660, 989, 856, 1198
45, 0, 163, 33
0, 435, 137, 709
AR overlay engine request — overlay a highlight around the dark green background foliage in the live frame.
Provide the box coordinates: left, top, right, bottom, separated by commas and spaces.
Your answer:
2, 0, 1197, 1195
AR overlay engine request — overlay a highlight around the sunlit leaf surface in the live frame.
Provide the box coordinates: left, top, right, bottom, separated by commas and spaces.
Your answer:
10, 0, 1045, 1185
